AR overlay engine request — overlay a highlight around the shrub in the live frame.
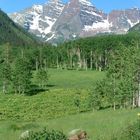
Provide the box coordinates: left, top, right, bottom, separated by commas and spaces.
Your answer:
20, 128, 67, 140
120, 119, 140, 140
111, 119, 140, 140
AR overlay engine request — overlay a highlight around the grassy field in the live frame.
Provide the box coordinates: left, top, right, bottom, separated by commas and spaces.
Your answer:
46, 69, 105, 89
0, 69, 139, 140
0, 108, 140, 140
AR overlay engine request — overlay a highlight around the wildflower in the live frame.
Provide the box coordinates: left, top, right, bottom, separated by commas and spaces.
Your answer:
137, 113, 140, 117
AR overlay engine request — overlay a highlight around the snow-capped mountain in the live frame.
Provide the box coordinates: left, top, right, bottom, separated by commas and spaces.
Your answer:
9, 0, 65, 42
51, 0, 109, 42
9, 0, 140, 43
10, 5, 43, 30
108, 7, 140, 34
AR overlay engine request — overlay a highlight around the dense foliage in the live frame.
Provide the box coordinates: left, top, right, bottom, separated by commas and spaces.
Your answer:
111, 119, 140, 140
90, 44, 140, 110
0, 89, 90, 121
20, 129, 67, 140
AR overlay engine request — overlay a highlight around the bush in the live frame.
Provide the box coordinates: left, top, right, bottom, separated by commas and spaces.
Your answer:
120, 119, 140, 140
20, 128, 67, 140
111, 119, 140, 140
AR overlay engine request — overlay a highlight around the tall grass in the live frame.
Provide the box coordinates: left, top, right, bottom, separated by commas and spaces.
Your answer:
0, 69, 139, 140
0, 109, 140, 140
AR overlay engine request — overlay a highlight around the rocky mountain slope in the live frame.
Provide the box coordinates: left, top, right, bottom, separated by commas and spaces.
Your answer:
9, 0, 140, 43
129, 22, 140, 32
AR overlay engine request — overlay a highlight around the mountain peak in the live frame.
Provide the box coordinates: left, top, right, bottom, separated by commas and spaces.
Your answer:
79, 0, 93, 6
47, 0, 63, 4
32, 5, 43, 14
9, 0, 140, 43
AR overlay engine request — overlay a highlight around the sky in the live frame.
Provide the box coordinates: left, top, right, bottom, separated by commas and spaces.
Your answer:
0, 0, 140, 13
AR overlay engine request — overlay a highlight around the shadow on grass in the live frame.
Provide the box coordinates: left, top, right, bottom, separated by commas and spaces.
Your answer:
46, 84, 55, 88
27, 85, 50, 96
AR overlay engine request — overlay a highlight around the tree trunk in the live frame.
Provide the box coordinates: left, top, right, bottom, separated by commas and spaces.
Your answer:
70, 52, 73, 69
18, 85, 21, 94
138, 83, 140, 107
36, 58, 39, 71
44, 59, 47, 71
15, 88, 17, 95
99, 66, 102, 72
39, 49, 43, 69
113, 102, 116, 111
104, 50, 107, 68
113, 77, 116, 110
124, 101, 126, 109
95, 61, 98, 71
86, 59, 88, 71
132, 93, 136, 108
64, 63, 67, 69
56, 56, 59, 69
90, 51, 93, 70
99, 55, 102, 71
77, 48, 82, 69
83, 57, 87, 70
22, 89, 25, 94
2, 81, 6, 94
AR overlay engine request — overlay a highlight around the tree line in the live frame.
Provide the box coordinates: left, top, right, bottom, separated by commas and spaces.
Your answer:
0, 43, 49, 94
0, 32, 140, 111
1, 33, 138, 72
90, 43, 140, 110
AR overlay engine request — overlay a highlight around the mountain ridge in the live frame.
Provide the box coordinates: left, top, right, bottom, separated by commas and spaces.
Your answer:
129, 22, 140, 32
0, 9, 39, 46
9, 0, 140, 44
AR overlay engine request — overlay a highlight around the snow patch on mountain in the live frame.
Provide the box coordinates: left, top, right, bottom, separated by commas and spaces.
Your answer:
81, 9, 102, 17
9, 1, 140, 43
10, 12, 24, 23
79, 0, 93, 6
32, 5, 43, 13
127, 19, 139, 27
83, 20, 111, 32
43, 17, 57, 34
46, 33, 55, 41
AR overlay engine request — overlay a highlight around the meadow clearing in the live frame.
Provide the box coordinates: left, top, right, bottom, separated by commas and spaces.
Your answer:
0, 69, 139, 139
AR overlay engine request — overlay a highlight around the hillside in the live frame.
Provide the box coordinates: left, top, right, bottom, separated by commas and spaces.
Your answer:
129, 22, 140, 32
0, 9, 38, 46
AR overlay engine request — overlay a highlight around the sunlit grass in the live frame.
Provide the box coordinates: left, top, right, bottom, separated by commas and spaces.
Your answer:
0, 108, 140, 140
46, 69, 105, 89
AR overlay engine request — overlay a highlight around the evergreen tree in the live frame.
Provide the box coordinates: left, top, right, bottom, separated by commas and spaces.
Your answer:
12, 58, 32, 94
0, 61, 11, 94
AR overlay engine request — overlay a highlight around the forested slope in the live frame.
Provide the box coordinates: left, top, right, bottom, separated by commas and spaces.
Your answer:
129, 22, 140, 32
0, 9, 38, 47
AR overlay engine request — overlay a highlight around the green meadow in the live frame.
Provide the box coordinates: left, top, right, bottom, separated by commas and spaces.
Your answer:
0, 69, 139, 139
43, 68, 105, 89
0, 108, 140, 140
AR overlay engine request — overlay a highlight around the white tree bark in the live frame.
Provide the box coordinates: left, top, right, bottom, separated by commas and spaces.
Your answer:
138, 83, 140, 107
90, 51, 93, 70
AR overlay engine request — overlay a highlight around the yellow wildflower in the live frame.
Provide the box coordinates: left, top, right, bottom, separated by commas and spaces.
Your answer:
137, 113, 140, 116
